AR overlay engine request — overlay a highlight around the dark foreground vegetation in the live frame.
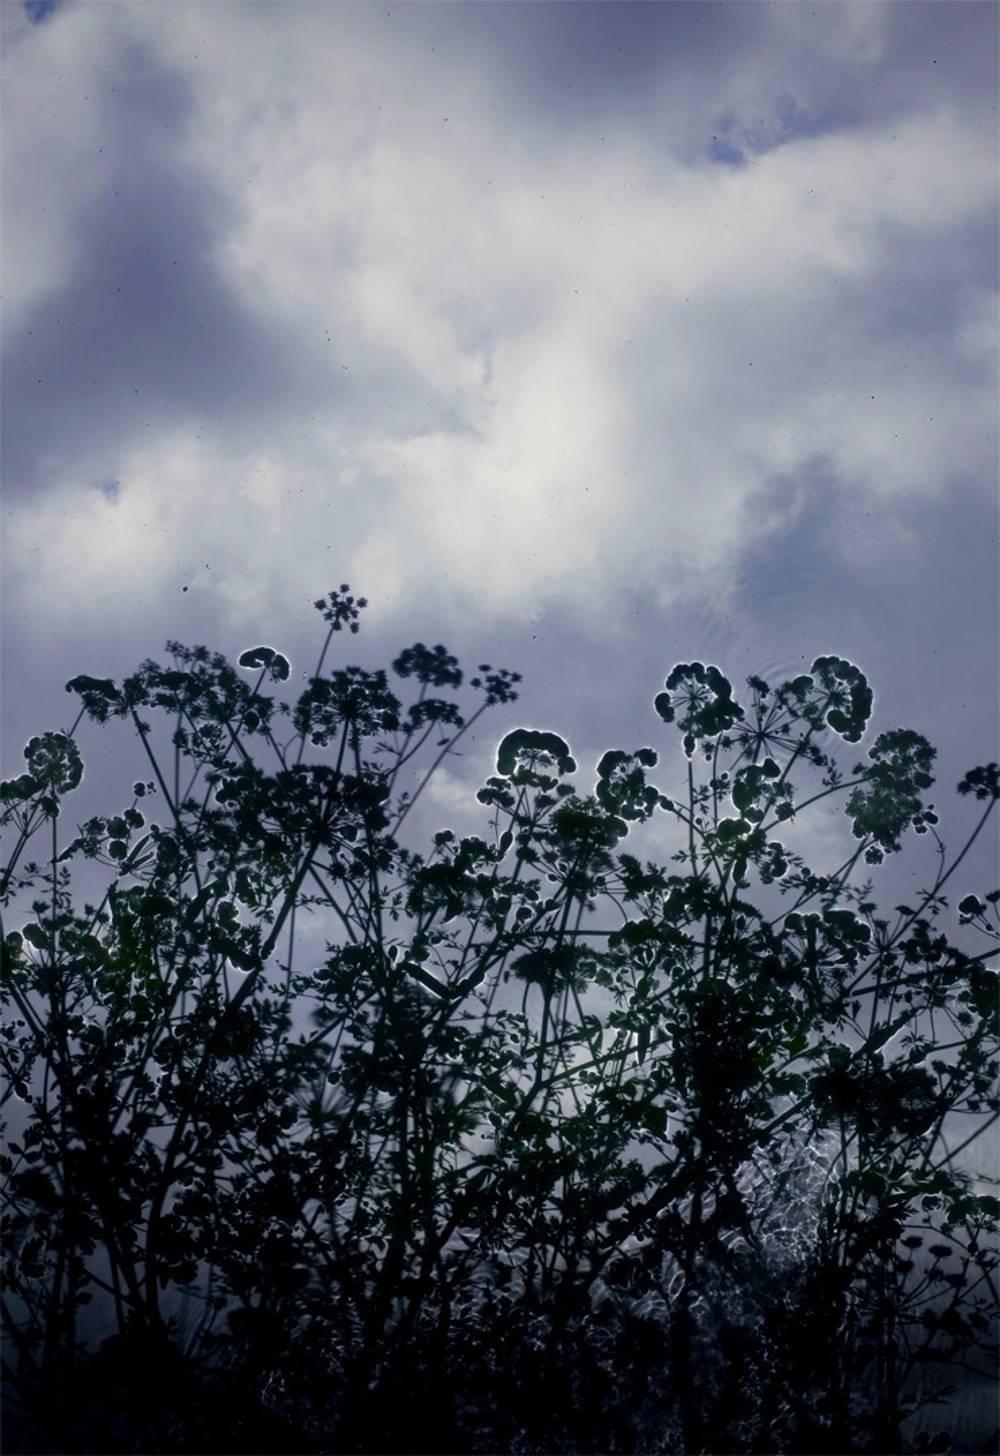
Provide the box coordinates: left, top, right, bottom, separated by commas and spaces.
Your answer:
2, 588, 998, 1454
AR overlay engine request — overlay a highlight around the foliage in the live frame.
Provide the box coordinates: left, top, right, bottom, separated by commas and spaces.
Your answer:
2, 594, 998, 1454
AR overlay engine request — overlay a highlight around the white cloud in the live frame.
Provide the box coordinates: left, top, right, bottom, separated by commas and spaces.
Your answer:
767, 0, 890, 68
3, 2, 996, 649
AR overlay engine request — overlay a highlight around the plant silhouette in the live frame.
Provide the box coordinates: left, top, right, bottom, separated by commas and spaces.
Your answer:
2, 588, 997, 1454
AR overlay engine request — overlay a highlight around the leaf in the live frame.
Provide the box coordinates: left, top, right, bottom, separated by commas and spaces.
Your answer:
123, 833, 153, 871
402, 961, 453, 999
867, 1014, 910, 1052
13, 1168, 58, 1209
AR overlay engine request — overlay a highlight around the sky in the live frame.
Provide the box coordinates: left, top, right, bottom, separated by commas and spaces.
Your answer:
1, 0, 998, 897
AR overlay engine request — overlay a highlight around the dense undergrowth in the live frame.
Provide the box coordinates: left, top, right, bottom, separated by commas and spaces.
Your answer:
2, 587, 997, 1453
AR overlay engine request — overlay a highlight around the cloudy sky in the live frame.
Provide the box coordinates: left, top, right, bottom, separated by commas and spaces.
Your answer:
1, 0, 997, 887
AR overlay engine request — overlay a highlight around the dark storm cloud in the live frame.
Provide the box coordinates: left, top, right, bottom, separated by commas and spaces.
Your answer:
886, 0, 999, 103
772, 2, 998, 123
452, 0, 995, 159
453, 1, 756, 115
864, 217, 999, 353
715, 462, 999, 797
1, 40, 315, 497
2, 0, 995, 822
486, 463, 998, 918
432, 0, 764, 161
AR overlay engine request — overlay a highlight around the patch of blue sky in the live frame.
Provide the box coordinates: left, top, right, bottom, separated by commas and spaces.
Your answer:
707, 94, 859, 167
707, 135, 747, 169
24, 0, 60, 24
